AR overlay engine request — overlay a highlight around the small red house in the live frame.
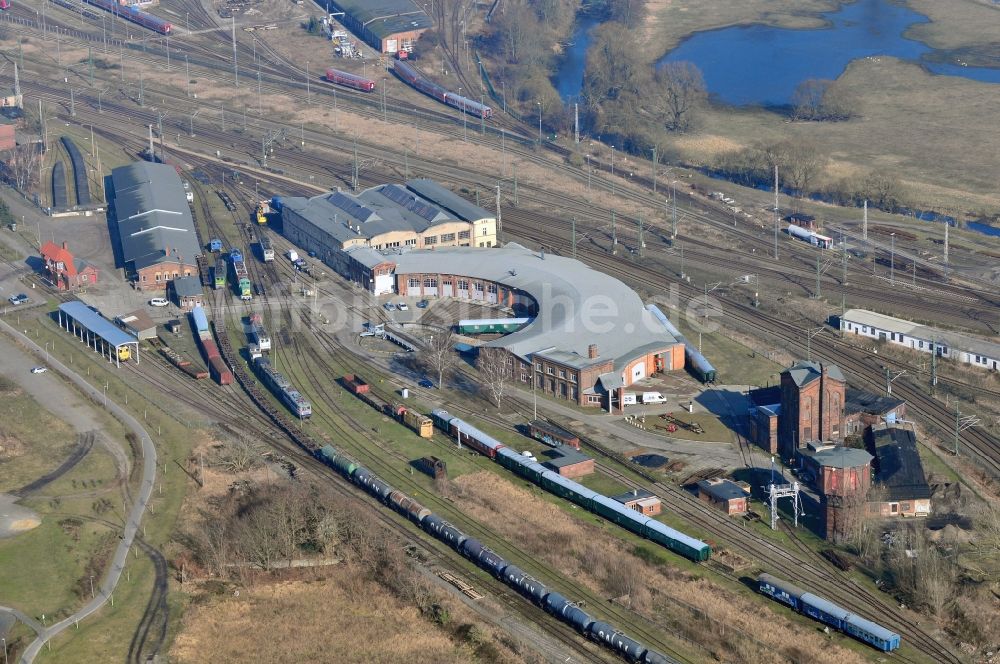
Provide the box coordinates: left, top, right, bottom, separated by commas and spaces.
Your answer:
41, 241, 98, 290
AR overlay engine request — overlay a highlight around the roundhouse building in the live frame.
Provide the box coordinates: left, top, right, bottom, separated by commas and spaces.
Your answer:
391, 243, 684, 409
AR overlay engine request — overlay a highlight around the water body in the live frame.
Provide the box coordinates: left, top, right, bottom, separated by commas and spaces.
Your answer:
656, 0, 1000, 107
966, 221, 1000, 238
554, 14, 601, 102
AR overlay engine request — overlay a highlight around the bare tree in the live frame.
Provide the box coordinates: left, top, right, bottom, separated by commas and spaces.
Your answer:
792, 79, 855, 121
220, 434, 263, 473
972, 502, 1000, 553
842, 484, 883, 563
782, 140, 826, 196
651, 61, 707, 132
4, 144, 41, 194
421, 330, 458, 389
476, 347, 512, 408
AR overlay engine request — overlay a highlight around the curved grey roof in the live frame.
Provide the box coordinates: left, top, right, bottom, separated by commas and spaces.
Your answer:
109, 162, 201, 270
393, 243, 679, 369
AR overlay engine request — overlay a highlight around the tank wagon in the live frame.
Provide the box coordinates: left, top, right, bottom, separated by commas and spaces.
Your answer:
206, 333, 680, 664
248, 312, 272, 351
433, 410, 710, 562
312, 440, 679, 664
341, 374, 433, 438
324, 68, 376, 92
392, 60, 493, 119
229, 249, 252, 301
646, 304, 716, 383
787, 224, 833, 249
253, 357, 312, 418
190, 305, 233, 385
528, 419, 581, 449
83, 0, 172, 34
758, 574, 900, 651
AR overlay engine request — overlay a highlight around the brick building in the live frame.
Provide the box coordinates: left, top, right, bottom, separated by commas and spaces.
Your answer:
844, 389, 906, 437
612, 489, 662, 516
696, 478, 749, 515
107, 162, 201, 291
329, 0, 431, 54
171, 275, 204, 310
778, 361, 846, 459
542, 447, 594, 479
869, 424, 931, 518
40, 241, 98, 290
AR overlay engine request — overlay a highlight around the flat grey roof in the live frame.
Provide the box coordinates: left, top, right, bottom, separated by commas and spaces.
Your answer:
697, 478, 747, 502
543, 447, 592, 468
172, 275, 203, 297
871, 425, 931, 501
612, 489, 657, 503
393, 243, 680, 372
59, 301, 138, 347
801, 445, 873, 469
109, 162, 201, 271
843, 308, 1000, 360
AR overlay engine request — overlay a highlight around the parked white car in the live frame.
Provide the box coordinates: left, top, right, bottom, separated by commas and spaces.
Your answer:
149, 297, 169, 307
30, 366, 48, 374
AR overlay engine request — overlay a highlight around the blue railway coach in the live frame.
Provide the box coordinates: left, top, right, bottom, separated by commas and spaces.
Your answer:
757, 574, 900, 651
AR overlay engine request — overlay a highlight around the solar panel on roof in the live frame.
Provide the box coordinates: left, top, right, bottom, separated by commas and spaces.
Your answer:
328, 191, 376, 222
380, 184, 443, 222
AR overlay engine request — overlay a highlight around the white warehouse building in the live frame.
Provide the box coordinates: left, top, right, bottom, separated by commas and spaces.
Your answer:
841, 309, 1000, 372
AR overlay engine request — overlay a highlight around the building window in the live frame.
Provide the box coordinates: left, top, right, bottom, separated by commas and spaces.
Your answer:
425, 236, 437, 245
440, 233, 456, 242
405, 238, 417, 245
423, 277, 437, 288
535, 362, 542, 371
474, 282, 484, 292
560, 383, 567, 397
487, 283, 498, 294
408, 278, 420, 288
571, 387, 577, 400
141, 275, 147, 282
559, 369, 566, 378
919, 340, 924, 349
547, 367, 554, 375
569, 373, 577, 383
548, 379, 555, 391
458, 230, 470, 240
536, 375, 543, 389
482, 227, 488, 236
458, 279, 469, 290
155, 273, 161, 282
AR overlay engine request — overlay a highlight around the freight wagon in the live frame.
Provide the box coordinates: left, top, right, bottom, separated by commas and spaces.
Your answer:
190, 305, 233, 385
311, 440, 679, 664
433, 410, 710, 562
158, 346, 208, 379
341, 374, 432, 438
83, 0, 172, 34
758, 574, 900, 651
324, 68, 376, 92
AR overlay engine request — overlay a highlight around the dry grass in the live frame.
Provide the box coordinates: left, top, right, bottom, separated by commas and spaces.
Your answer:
451, 472, 868, 664
170, 570, 474, 664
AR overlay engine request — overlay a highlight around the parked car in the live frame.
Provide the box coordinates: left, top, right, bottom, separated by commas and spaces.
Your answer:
418, 378, 434, 388
30, 366, 48, 374
397, 302, 409, 311
149, 297, 169, 307
383, 302, 396, 311
8, 295, 20, 305
416, 300, 429, 308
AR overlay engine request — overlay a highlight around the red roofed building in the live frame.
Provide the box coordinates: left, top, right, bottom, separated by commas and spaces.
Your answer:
41, 241, 98, 290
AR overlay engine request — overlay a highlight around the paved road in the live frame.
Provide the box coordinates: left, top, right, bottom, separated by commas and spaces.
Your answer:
0, 320, 157, 663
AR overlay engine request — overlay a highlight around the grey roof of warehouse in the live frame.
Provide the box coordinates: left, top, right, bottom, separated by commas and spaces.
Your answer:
331, 0, 431, 38
870, 425, 931, 501
109, 162, 201, 271
391, 243, 680, 369
843, 308, 1000, 360
283, 180, 493, 246
697, 478, 748, 502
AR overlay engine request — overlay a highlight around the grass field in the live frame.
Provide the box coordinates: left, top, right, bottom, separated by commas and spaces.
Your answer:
0, 389, 77, 494
8, 318, 205, 662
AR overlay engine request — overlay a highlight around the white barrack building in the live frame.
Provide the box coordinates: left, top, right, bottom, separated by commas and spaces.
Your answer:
841, 308, 999, 372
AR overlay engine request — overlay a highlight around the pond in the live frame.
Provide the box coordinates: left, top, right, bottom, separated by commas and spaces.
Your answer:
657, 0, 1000, 107
554, 14, 602, 103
